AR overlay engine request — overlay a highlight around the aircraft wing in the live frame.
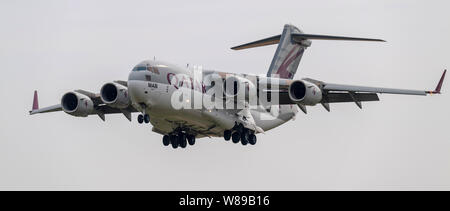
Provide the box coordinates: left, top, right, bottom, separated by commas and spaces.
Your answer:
270, 70, 446, 112
29, 104, 62, 115
29, 88, 138, 121
318, 69, 445, 96
308, 70, 445, 110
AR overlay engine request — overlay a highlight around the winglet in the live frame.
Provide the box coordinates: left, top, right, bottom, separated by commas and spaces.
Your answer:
430, 69, 446, 94
32, 90, 39, 110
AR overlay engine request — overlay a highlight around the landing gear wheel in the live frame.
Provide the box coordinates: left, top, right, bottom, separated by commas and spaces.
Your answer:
171, 138, 179, 149
137, 114, 144, 124
143, 114, 150, 123
231, 132, 240, 143
224, 130, 231, 141
241, 133, 248, 145
170, 135, 178, 149
162, 135, 170, 146
179, 134, 187, 148
249, 134, 257, 145
187, 135, 196, 145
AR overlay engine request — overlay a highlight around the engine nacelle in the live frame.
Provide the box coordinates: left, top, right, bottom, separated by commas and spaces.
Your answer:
288, 80, 322, 106
61, 92, 94, 117
100, 82, 130, 109
223, 75, 256, 99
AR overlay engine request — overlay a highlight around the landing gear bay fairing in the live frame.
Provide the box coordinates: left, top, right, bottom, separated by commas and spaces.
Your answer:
29, 24, 446, 149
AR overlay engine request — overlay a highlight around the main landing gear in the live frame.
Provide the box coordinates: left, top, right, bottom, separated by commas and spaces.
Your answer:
137, 114, 150, 124
162, 129, 196, 149
223, 123, 257, 146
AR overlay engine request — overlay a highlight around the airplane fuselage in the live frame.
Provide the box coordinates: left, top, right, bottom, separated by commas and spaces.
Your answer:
127, 60, 298, 137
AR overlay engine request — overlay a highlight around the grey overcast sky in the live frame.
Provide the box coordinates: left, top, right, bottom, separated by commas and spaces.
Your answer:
1, 0, 449, 190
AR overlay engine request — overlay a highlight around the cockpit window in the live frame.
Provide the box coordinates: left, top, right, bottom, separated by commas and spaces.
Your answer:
132, 64, 160, 74
132, 66, 148, 71
137, 66, 147, 71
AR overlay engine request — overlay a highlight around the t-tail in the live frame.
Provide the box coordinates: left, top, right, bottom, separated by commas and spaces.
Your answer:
231, 24, 385, 79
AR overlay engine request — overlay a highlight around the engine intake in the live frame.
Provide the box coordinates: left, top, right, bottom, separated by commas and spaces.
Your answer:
61, 92, 94, 117
288, 80, 322, 105
100, 82, 130, 108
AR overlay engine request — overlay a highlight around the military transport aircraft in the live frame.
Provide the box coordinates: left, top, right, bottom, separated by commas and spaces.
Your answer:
29, 24, 446, 149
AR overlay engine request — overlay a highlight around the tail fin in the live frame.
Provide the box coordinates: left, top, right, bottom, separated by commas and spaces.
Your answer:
267, 24, 307, 79
231, 24, 307, 79
231, 24, 385, 79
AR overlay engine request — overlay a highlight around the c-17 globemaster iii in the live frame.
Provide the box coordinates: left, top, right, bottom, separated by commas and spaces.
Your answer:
29, 24, 446, 149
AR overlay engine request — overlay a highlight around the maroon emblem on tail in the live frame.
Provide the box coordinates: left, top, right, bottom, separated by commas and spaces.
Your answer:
275, 46, 304, 78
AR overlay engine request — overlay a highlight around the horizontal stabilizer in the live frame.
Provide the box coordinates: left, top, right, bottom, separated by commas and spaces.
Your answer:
291, 33, 385, 42
231, 35, 281, 50
231, 33, 384, 50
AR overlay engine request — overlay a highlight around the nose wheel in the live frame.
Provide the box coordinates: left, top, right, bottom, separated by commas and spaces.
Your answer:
137, 114, 150, 124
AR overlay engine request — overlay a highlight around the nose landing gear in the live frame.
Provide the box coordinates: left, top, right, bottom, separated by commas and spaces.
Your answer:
137, 114, 143, 124
137, 114, 150, 124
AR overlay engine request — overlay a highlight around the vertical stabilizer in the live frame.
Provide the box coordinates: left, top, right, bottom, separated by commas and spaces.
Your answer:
267, 24, 309, 79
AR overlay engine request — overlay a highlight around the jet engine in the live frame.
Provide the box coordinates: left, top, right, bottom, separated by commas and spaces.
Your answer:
61, 92, 94, 117
288, 80, 322, 105
100, 82, 130, 109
